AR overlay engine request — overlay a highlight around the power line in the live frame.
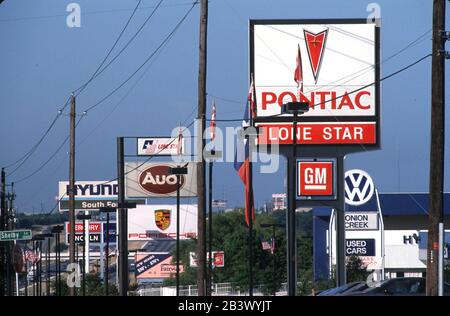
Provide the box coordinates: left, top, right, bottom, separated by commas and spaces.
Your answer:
74, 0, 144, 96
204, 53, 432, 122
0, 2, 197, 23
3, 97, 70, 171
82, 1, 199, 113
13, 116, 85, 184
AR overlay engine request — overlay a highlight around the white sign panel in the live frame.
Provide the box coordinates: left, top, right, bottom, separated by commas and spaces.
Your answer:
345, 212, 378, 230
59, 181, 118, 200
251, 20, 380, 146
128, 204, 197, 240
137, 137, 185, 156
125, 162, 197, 198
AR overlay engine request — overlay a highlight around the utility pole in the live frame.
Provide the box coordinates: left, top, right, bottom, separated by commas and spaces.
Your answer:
196, 0, 208, 296
0, 168, 5, 296
68, 93, 76, 296
117, 137, 128, 296
427, 0, 446, 297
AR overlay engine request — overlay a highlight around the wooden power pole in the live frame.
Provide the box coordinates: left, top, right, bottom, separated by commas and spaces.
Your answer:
196, 0, 208, 296
426, 0, 446, 296
68, 94, 76, 296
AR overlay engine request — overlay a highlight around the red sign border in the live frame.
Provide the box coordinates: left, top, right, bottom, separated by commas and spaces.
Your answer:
296, 158, 337, 200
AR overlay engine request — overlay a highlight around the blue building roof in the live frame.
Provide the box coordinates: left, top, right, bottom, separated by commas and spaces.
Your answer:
313, 193, 450, 216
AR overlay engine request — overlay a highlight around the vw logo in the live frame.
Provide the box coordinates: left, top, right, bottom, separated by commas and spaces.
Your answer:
344, 169, 375, 206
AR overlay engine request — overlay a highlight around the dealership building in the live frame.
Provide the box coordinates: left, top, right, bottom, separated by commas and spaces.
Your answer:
313, 193, 450, 281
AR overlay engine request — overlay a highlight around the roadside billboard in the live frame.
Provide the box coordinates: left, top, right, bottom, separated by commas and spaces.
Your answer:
125, 162, 197, 198
137, 137, 185, 156
58, 180, 145, 211
128, 204, 198, 240
135, 253, 184, 279
251, 19, 380, 147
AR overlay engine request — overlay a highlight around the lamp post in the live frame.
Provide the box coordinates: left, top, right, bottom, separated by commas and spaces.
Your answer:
34, 233, 52, 296
100, 207, 116, 296
281, 101, 309, 296
169, 165, 188, 296
261, 223, 284, 296
77, 213, 92, 296
31, 235, 44, 296
51, 225, 64, 296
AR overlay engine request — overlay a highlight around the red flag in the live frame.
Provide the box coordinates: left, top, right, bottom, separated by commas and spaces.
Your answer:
294, 44, 303, 92
210, 101, 216, 141
248, 75, 257, 119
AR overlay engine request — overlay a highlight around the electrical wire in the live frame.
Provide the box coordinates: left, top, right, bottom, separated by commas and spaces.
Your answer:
3, 97, 70, 171
82, 1, 199, 113
13, 116, 85, 184
74, 0, 144, 96
204, 53, 432, 123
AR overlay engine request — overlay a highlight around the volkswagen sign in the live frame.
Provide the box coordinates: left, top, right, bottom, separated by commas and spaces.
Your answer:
344, 169, 375, 206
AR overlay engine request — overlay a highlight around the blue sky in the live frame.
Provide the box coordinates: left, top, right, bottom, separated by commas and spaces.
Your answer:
0, 0, 448, 213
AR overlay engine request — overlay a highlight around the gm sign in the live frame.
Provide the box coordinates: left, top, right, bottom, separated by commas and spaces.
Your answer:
297, 159, 336, 200
345, 169, 375, 206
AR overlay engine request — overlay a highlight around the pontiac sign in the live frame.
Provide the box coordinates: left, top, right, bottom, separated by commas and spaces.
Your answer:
251, 19, 380, 147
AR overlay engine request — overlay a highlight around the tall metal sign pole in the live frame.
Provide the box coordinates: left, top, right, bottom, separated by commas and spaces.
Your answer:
0, 168, 5, 296
117, 137, 128, 296
426, 0, 446, 297
250, 19, 380, 294
196, 0, 208, 296
68, 93, 76, 296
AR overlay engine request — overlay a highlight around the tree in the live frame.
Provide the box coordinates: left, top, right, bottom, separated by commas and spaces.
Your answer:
346, 255, 369, 283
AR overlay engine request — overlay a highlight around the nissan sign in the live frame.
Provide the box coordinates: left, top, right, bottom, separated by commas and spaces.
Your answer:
125, 162, 197, 198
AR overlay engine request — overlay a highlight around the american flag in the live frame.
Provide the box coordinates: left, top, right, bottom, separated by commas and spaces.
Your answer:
294, 43, 304, 92
261, 237, 275, 254
210, 101, 216, 141
24, 249, 39, 264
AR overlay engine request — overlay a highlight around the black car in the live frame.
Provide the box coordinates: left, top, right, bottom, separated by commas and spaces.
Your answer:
346, 277, 450, 296
316, 281, 368, 296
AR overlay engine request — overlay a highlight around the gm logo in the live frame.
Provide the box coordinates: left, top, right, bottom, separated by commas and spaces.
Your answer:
344, 169, 375, 206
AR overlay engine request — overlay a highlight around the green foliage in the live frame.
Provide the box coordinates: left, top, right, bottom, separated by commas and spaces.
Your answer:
50, 273, 118, 296
346, 255, 369, 283
16, 212, 67, 229
164, 209, 289, 294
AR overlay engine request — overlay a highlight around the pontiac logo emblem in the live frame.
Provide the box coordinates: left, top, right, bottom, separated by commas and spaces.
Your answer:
155, 209, 171, 230
303, 28, 328, 83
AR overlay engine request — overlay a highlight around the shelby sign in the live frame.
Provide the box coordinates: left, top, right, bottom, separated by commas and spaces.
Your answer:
0, 230, 32, 241
252, 20, 380, 147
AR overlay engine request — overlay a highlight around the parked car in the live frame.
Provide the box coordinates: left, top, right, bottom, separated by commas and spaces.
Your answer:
345, 277, 450, 296
316, 281, 368, 296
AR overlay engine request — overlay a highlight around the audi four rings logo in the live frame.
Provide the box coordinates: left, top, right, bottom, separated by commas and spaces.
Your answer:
344, 169, 375, 206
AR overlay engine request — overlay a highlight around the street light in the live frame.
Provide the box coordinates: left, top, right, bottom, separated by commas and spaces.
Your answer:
99, 207, 116, 296
77, 213, 92, 296
281, 101, 309, 297
32, 235, 44, 296
169, 165, 188, 297
34, 233, 52, 296
51, 225, 64, 296
260, 223, 284, 296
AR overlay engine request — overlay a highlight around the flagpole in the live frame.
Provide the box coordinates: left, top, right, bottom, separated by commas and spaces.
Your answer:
248, 74, 255, 297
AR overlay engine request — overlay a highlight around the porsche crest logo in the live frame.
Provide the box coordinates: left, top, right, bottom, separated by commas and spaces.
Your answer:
155, 209, 171, 230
